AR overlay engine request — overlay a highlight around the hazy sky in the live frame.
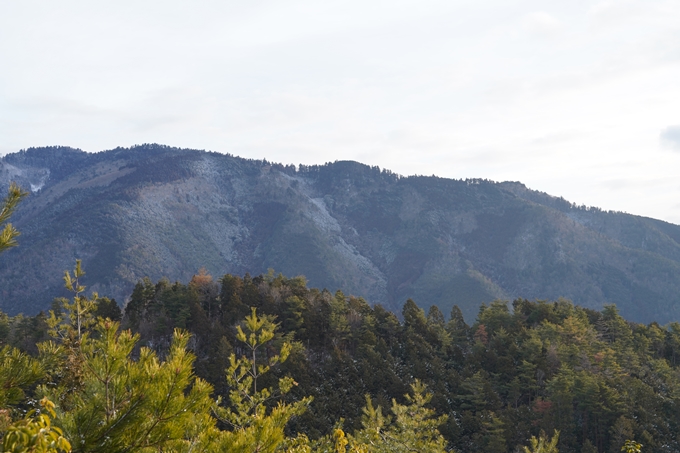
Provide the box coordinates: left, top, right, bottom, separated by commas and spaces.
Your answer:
2, 0, 680, 223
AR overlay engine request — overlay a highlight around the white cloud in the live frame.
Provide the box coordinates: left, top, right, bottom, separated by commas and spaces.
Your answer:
523, 12, 563, 37
588, 0, 642, 27
661, 125, 680, 150
2, 0, 680, 223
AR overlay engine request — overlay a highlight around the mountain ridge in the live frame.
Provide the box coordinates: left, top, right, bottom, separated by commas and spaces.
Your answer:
2, 144, 680, 324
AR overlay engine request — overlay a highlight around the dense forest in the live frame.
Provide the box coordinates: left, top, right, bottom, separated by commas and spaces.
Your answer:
0, 261, 677, 452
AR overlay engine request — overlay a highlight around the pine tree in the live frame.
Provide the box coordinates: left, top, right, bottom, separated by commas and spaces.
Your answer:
523, 430, 559, 453
41, 321, 215, 453
0, 183, 69, 453
0, 346, 44, 409
0, 182, 28, 254
214, 308, 312, 452
345, 380, 448, 453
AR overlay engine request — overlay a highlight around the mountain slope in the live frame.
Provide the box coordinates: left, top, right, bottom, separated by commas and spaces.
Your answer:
2, 144, 680, 323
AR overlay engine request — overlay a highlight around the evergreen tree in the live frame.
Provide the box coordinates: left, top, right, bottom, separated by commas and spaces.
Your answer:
523, 430, 559, 453
321, 380, 448, 453
214, 308, 312, 452
0, 183, 28, 254
42, 321, 215, 453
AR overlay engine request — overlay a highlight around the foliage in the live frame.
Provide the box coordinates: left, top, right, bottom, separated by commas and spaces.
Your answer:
0, 347, 43, 408
3, 263, 218, 453
621, 440, 642, 453
311, 380, 446, 452
214, 307, 311, 453
1, 398, 71, 453
350, 380, 448, 452
5, 266, 680, 452
0, 182, 28, 255
115, 273, 680, 453
41, 321, 215, 453
48, 260, 97, 343
523, 430, 559, 453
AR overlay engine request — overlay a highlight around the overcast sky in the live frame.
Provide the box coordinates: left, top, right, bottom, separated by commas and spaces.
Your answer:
2, 0, 680, 223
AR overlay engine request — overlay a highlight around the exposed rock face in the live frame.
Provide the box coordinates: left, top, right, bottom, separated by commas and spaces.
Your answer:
2, 144, 680, 323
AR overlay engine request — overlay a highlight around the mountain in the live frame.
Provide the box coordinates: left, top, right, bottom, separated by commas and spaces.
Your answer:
2, 144, 680, 323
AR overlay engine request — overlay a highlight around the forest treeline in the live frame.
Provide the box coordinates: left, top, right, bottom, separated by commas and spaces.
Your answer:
0, 263, 677, 452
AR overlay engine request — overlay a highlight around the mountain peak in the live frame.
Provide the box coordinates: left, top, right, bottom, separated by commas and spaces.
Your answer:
1, 146, 680, 323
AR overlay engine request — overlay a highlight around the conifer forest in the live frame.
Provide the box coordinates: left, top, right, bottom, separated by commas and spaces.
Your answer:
1, 261, 679, 452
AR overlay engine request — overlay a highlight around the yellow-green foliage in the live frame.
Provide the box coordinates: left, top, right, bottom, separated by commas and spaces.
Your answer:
0, 347, 43, 409
1, 398, 71, 453
353, 380, 447, 452
313, 381, 448, 453
621, 440, 642, 453
214, 307, 312, 453
0, 182, 28, 255
40, 321, 216, 453
523, 430, 559, 453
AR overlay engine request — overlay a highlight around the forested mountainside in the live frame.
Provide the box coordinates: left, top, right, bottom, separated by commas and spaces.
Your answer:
2, 144, 680, 323
3, 269, 680, 452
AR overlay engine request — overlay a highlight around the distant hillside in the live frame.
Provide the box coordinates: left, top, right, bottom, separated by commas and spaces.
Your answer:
2, 144, 680, 323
